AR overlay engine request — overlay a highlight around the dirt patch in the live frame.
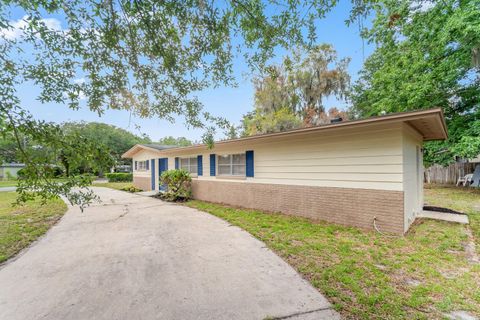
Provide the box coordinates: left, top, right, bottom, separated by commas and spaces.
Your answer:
464, 228, 480, 264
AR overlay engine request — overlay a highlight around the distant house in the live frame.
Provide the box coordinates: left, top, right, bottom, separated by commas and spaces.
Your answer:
123, 109, 447, 234
114, 164, 132, 173
0, 163, 25, 180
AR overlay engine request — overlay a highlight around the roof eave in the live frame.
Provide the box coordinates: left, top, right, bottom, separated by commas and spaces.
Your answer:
123, 108, 448, 157
159, 108, 448, 154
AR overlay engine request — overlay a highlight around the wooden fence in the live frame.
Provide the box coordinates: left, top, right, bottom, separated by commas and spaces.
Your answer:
424, 162, 477, 185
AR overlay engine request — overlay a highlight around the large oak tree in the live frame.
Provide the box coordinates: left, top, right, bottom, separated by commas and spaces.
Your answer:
349, 0, 480, 165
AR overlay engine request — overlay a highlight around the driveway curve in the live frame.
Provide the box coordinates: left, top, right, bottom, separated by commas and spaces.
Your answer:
0, 187, 339, 320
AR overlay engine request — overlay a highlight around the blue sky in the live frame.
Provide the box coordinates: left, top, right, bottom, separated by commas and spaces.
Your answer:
10, 1, 373, 142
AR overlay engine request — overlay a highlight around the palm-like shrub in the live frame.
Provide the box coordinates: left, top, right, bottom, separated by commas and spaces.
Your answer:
159, 169, 192, 201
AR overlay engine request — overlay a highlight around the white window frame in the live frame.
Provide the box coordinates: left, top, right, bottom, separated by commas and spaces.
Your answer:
217, 153, 246, 176
180, 157, 198, 175
137, 160, 148, 171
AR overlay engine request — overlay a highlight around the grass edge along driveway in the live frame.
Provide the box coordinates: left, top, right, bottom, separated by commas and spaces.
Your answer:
0, 192, 67, 263
93, 181, 133, 191
186, 185, 480, 319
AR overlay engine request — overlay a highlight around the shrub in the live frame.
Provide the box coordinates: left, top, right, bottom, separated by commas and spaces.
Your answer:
52, 166, 64, 178
159, 169, 192, 202
120, 185, 142, 193
5, 171, 14, 180
105, 172, 133, 182
17, 168, 26, 179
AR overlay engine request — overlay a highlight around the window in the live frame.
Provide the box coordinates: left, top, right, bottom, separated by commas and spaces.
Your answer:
137, 160, 148, 171
180, 157, 198, 175
218, 153, 246, 176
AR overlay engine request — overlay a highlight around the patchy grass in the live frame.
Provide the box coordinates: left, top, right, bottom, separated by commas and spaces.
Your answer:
186, 186, 480, 319
425, 184, 480, 248
0, 192, 67, 263
94, 182, 136, 191
0, 180, 17, 187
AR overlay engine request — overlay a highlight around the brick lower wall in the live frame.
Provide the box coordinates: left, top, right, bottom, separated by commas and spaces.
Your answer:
192, 180, 405, 234
133, 176, 151, 191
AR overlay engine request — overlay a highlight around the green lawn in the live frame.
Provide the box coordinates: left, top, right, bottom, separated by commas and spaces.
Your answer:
186, 185, 480, 319
0, 180, 18, 187
425, 184, 480, 248
93, 182, 136, 191
0, 179, 70, 188
0, 192, 67, 263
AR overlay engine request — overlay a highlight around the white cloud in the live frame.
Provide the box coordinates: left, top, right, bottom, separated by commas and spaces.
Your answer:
410, 1, 436, 13
74, 78, 85, 84
0, 15, 63, 40
62, 90, 86, 101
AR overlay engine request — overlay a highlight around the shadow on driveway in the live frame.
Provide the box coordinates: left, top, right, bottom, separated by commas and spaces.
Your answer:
0, 187, 339, 320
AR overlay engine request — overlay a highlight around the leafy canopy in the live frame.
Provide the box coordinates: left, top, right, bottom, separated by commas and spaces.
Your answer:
242, 44, 350, 135
156, 136, 193, 147
349, 0, 480, 165
0, 0, 339, 206
61, 122, 150, 165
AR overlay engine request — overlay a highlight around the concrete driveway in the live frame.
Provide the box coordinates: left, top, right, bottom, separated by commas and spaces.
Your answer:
0, 186, 16, 192
0, 187, 339, 320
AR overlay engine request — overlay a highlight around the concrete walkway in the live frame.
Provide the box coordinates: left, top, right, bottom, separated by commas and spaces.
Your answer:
0, 187, 339, 320
419, 210, 469, 224
0, 186, 16, 192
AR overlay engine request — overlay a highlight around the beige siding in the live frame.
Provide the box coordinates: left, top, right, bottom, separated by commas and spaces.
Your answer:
133, 123, 411, 193
402, 124, 424, 231
167, 157, 175, 171
132, 150, 158, 191
169, 123, 405, 191
126, 114, 437, 233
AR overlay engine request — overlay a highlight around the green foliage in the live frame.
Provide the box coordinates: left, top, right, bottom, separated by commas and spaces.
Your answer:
349, 0, 480, 165
256, 44, 349, 120
159, 170, 192, 202
62, 122, 150, 167
0, 192, 67, 263
0, 1, 341, 207
120, 185, 142, 193
105, 173, 133, 182
4, 171, 13, 180
242, 44, 350, 135
3, 109, 111, 209
450, 121, 480, 159
188, 187, 480, 319
0, 132, 19, 163
242, 107, 302, 136
156, 136, 192, 147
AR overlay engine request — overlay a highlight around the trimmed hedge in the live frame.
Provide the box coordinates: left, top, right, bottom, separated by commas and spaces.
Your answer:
105, 173, 133, 182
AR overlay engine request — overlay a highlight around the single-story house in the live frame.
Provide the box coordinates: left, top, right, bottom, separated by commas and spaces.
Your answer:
122, 108, 447, 234
0, 163, 25, 180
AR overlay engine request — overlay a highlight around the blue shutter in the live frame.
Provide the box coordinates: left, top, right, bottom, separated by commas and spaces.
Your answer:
209, 154, 216, 176
146, 160, 149, 171
159, 158, 168, 173
175, 157, 179, 169
134, 161, 137, 170
158, 158, 168, 191
246, 150, 254, 177
197, 155, 203, 176
150, 159, 155, 190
